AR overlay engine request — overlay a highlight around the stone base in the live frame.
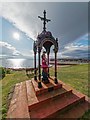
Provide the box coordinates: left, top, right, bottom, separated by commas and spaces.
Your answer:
42, 78, 49, 84
7, 77, 90, 119
31, 77, 62, 96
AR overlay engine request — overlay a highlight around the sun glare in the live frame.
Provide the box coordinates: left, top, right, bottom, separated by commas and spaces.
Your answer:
9, 59, 25, 68
13, 32, 20, 40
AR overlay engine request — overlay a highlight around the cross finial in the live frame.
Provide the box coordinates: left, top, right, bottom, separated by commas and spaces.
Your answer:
38, 10, 51, 31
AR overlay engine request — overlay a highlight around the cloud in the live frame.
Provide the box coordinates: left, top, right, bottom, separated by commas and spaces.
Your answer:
22, 49, 34, 58
1, 3, 42, 40
0, 2, 88, 59
48, 33, 89, 58
0, 0, 89, 2
0, 41, 22, 58
64, 44, 88, 51
50, 46, 88, 59
1, 2, 88, 45
61, 42, 88, 58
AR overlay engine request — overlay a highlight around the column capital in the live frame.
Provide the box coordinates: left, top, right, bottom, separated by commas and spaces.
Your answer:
38, 47, 42, 53
47, 50, 50, 55
53, 48, 58, 53
33, 43, 37, 53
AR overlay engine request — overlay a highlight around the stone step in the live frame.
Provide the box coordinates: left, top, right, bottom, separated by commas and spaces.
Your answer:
7, 79, 90, 119
32, 78, 62, 96
50, 77, 87, 101
37, 87, 67, 102
26, 80, 66, 107
55, 101, 89, 118
26, 80, 38, 106
7, 83, 20, 118
7, 81, 30, 118
29, 90, 72, 110
29, 91, 85, 119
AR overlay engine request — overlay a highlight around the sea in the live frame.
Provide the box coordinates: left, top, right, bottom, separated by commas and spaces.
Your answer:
0, 58, 38, 69
0, 58, 89, 69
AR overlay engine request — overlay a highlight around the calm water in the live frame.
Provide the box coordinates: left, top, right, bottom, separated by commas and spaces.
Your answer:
0, 59, 38, 68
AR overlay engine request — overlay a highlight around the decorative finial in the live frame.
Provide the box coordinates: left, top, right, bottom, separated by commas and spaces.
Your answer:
38, 10, 51, 31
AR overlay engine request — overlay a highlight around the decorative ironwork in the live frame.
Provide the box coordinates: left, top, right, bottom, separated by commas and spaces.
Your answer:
33, 10, 59, 88
38, 10, 51, 31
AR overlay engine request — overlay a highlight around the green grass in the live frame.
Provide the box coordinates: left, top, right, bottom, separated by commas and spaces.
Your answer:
1, 70, 32, 119
50, 64, 89, 97
50, 64, 90, 119
0, 64, 89, 119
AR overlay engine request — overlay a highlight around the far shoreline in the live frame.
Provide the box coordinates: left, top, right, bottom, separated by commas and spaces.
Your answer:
1, 63, 89, 71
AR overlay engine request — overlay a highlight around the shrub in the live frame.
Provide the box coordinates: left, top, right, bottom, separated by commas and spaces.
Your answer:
2, 107, 7, 114
0, 67, 5, 79
5, 69, 11, 74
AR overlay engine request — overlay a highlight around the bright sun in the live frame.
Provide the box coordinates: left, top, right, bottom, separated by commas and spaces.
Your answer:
13, 32, 20, 40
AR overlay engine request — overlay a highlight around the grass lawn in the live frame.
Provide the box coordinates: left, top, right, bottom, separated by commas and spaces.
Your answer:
1, 70, 32, 119
50, 64, 89, 97
0, 63, 89, 119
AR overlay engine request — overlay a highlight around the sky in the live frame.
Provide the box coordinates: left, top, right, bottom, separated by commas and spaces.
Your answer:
0, 2, 89, 59
0, 0, 89, 2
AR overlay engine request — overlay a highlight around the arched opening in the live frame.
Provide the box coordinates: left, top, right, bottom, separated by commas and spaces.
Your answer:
33, 37, 58, 88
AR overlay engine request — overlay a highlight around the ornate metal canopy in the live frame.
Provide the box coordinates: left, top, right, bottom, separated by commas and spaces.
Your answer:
33, 10, 59, 88
35, 10, 58, 53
